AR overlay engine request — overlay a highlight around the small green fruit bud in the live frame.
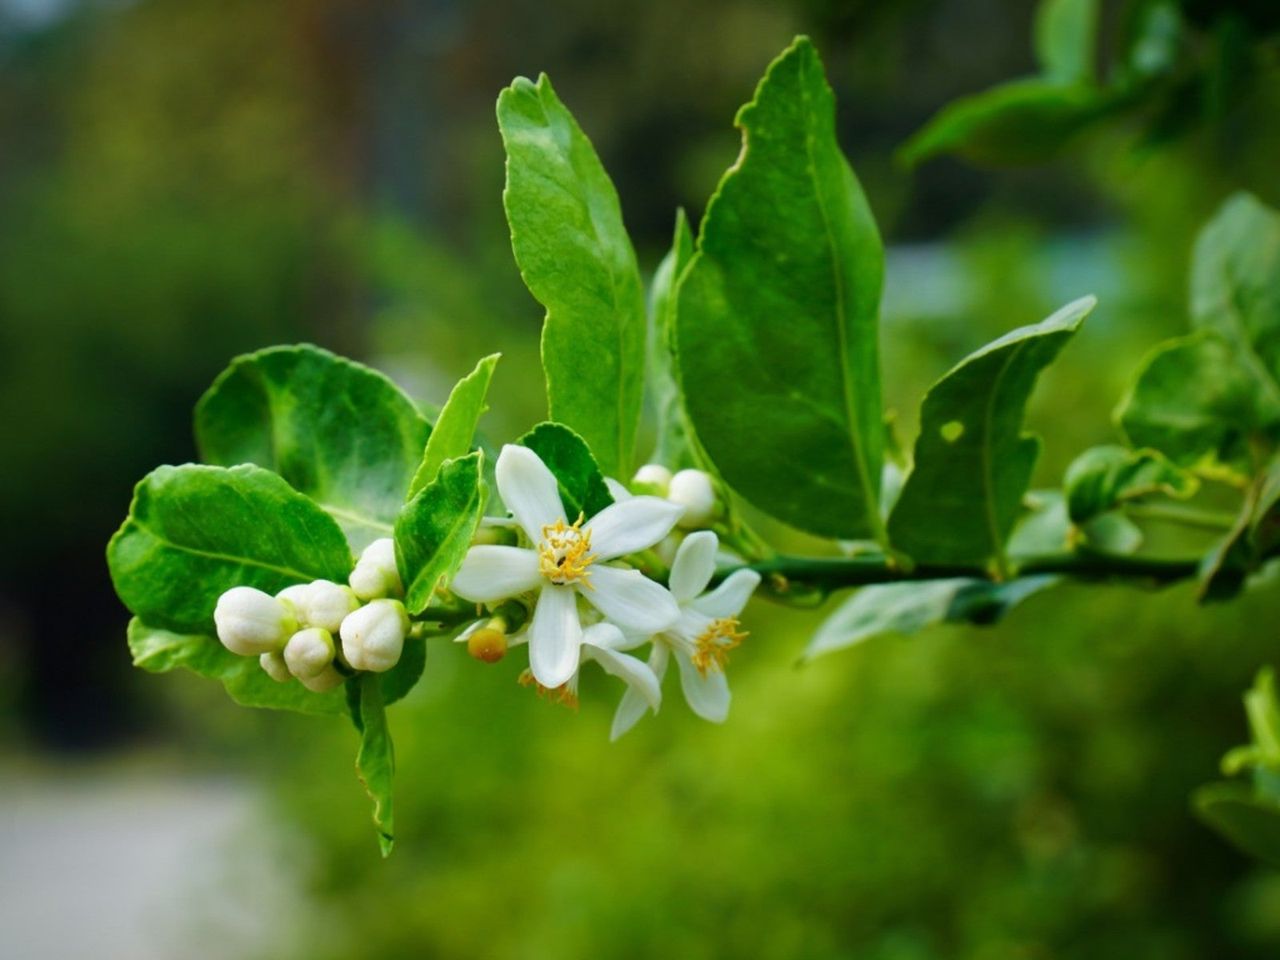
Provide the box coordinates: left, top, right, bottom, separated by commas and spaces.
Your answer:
259, 650, 291, 683
631, 463, 673, 497
214, 586, 296, 656
349, 538, 403, 600
340, 598, 409, 672
300, 664, 344, 693
668, 469, 719, 529
284, 627, 336, 680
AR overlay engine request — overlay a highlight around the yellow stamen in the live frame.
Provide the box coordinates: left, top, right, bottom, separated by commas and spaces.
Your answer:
537, 514, 597, 588
692, 617, 747, 677
517, 668, 580, 709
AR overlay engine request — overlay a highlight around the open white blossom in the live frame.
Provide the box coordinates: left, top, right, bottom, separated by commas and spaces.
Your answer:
611, 530, 761, 740
450, 444, 683, 689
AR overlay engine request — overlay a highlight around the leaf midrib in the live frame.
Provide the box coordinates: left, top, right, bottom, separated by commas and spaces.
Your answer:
128, 519, 329, 584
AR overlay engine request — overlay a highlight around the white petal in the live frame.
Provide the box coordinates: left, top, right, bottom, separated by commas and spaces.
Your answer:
453, 619, 485, 644
449, 546, 541, 603
587, 645, 662, 711
527, 585, 582, 688
496, 444, 566, 541
672, 647, 730, 723
584, 496, 684, 560
689, 568, 761, 619
610, 641, 669, 742
668, 530, 718, 605
603, 477, 632, 502
581, 621, 628, 651
583, 565, 679, 633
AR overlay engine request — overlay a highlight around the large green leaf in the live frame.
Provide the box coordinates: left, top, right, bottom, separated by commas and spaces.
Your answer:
497, 74, 646, 478
396, 452, 487, 615
888, 297, 1094, 573
1063, 445, 1198, 523
1034, 0, 1099, 83
195, 344, 432, 552
408, 354, 499, 499
127, 618, 346, 715
108, 464, 353, 635
647, 209, 697, 469
675, 36, 886, 542
517, 422, 613, 521
351, 672, 396, 857
1195, 783, 1280, 867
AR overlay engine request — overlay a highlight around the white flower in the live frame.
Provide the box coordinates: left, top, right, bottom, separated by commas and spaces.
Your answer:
277, 580, 359, 633
668, 469, 719, 529
450, 444, 684, 689
349, 538, 403, 600
284, 627, 336, 680
259, 650, 292, 683
214, 586, 297, 656
611, 531, 760, 740
340, 599, 408, 672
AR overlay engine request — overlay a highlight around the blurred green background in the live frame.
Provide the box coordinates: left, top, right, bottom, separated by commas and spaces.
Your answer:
3, 0, 1280, 957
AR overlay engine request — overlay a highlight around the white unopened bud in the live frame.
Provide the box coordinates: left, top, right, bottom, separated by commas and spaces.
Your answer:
259, 650, 291, 683
276, 583, 312, 617
300, 664, 345, 693
631, 463, 673, 497
304, 580, 360, 632
284, 627, 336, 680
668, 469, 719, 529
349, 538, 403, 600
214, 586, 296, 656
340, 599, 408, 672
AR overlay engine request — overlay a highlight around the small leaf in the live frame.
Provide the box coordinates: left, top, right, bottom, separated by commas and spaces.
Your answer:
108, 464, 353, 635
408, 354, 499, 499
396, 452, 487, 615
517, 422, 614, 521
351, 672, 396, 856
195, 344, 432, 552
1199, 454, 1280, 601
889, 296, 1094, 573
676, 36, 887, 541
498, 74, 646, 477
1194, 782, 1280, 867
1064, 444, 1198, 523
1035, 0, 1099, 83
647, 209, 697, 469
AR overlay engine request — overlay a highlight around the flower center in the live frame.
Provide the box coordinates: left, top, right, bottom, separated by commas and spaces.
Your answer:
537, 515, 597, 586
691, 617, 747, 677
518, 668, 579, 709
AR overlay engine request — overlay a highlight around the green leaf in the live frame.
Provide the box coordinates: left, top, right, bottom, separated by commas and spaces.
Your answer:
351, 672, 396, 857
1034, 0, 1099, 83
803, 575, 1057, 661
497, 74, 646, 478
1064, 445, 1198, 523
900, 79, 1113, 167
889, 297, 1094, 573
108, 464, 353, 635
408, 354, 499, 499
647, 209, 697, 469
127, 618, 346, 715
1199, 453, 1280, 601
195, 344, 432, 553
675, 36, 886, 541
378, 634, 426, 708
1194, 782, 1280, 866
395, 452, 487, 616
517, 422, 614, 521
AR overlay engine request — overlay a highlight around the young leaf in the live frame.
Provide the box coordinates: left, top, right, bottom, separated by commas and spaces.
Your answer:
195, 344, 432, 552
108, 464, 353, 635
128, 618, 347, 715
1034, 0, 1099, 84
1194, 783, 1280, 867
1063, 445, 1198, 523
647, 209, 697, 469
676, 36, 887, 542
517, 422, 614, 521
408, 354, 499, 498
1199, 454, 1280, 601
497, 74, 646, 478
396, 452, 487, 615
351, 672, 396, 857
888, 296, 1094, 573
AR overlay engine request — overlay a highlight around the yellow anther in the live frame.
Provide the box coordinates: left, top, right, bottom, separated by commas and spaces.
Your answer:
537, 514, 597, 587
518, 668, 580, 710
691, 617, 747, 677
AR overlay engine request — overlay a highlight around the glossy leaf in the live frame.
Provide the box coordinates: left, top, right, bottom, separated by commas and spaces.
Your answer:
1195, 783, 1280, 867
676, 36, 886, 541
517, 422, 613, 521
195, 344, 432, 552
889, 296, 1094, 573
647, 209, 697, 469
351, 672, 396, 857
396, 452, 487, 615
498, 74, 646, 477
1064, 445, 1198, 523
108, 464, 353, 635
408, 354, 499, 498
1034, 0, 1098, 83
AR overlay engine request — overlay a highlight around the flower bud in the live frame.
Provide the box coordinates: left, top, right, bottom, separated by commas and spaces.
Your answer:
284, 627, 335, 680
302, 580, 360, 633
276, 583, 312, 618
300, 664, 344, 693
214, 586, 296, 656
340, 599, 409, 672
668, 469, 719, 529
631, 463, 673, 497
349, 538, 403, 600
259, 650, 291, 683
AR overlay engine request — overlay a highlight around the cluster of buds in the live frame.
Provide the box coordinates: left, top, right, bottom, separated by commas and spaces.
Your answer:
630, 465, 721, 530
212, 538, 410, 690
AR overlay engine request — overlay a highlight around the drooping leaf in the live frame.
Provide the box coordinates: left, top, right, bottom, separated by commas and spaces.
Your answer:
127, 617, 346, 715
195, 344, 432, 552
647, 209, 697, 469
497, 74, 646, 478
803, 575, 1057, 661
889, 296, 1094, 573
517, 422, 613, 521
351, 672, 396, 857
408, 354, 499, 499
1064, 444, 1198, 523
396, 452, 487, 615
676, 36, 886, 541
1195, 783, 1280, 866
108, 464, 353, 635
1035, 0, 1099, 83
